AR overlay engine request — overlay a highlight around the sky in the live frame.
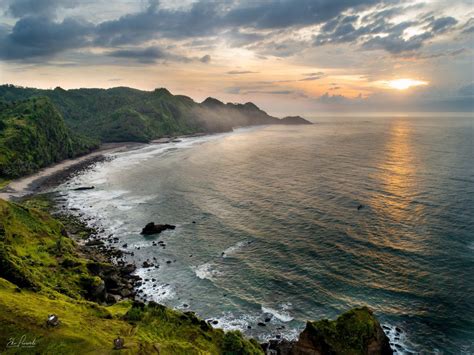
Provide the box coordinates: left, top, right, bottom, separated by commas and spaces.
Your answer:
0, 0, 473, 116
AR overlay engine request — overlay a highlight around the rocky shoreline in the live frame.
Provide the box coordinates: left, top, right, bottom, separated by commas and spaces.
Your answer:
46, 195, 394, 354
44, 197, 396, 354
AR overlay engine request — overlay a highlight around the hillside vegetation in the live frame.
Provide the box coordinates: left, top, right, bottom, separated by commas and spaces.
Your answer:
0, 85, 311, 144
0, 98, 98, 179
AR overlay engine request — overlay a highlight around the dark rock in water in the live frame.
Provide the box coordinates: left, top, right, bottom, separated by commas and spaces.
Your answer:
247, 325, 252, 329
212, 320, 218, 325
113, 337, 124, 350
142, 261, 153, 268
141, 222, 176, 235
264, 317, 272, 323
46, 314, 59, 327
192, 221, 196, 224
166, 260, 172, 264
122, 243, 128, 248
257, 322, 266, 327
357, 204, 365, 210
73, 186, 95, 191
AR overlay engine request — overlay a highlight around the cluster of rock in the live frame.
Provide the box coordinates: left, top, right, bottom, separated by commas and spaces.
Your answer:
83, 262, 139, 303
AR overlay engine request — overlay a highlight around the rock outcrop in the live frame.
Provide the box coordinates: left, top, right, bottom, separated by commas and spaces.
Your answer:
265, 307, 392, 355
141, 222, 176, 235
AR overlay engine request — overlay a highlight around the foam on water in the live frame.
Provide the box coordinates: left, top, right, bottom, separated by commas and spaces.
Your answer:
135, 268, 175, 302
194, 262, 222, 280
211, 312, 259, 332
261, 304, 294, 322
222, 241, 249, 258
382, 324, 418, 354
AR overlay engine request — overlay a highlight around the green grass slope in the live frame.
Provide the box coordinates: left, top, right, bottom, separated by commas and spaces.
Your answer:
0, 98, 98, 178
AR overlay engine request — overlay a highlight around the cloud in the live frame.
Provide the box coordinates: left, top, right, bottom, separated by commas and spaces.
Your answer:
95, 0, 225, 45
429, 16, 458, 33
318, 92, 355, 104
0, 16, 91, 60
299, 72, 325, 81
107, 45, 208, 64
461, 18, 474, 33
314, 9, 459, 54
299, 77, 322, 81
5, 0, 78, 18
0, 0, 465, 64
200, 54, 211, 63
227, 70, 258, 74
458, 83, 474, 97
362, 32, 431, 54
107, 46, 170, 63
224, 29, 265, 47
224, 0, 378, 29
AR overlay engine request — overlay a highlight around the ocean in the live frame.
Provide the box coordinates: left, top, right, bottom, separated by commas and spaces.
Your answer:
57, 114, 474, 353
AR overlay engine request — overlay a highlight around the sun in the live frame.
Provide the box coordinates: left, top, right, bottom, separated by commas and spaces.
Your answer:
387, 79, 428, 90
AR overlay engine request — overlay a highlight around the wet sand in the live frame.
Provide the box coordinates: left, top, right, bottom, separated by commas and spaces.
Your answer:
0, 142, 142, 201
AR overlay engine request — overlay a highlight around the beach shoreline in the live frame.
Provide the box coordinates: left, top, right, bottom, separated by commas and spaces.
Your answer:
0, 131, 213, 201
0, 142, 145, 201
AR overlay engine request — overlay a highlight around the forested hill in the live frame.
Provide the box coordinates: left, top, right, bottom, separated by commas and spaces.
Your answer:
0, 85, 311, 143
0, 98, 98, 178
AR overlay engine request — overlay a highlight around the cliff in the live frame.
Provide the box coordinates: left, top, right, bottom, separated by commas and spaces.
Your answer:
0, 98, 98, 178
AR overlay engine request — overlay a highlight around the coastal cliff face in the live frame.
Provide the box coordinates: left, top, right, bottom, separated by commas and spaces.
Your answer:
0, 98, 98, 179
0, 196, 391, 354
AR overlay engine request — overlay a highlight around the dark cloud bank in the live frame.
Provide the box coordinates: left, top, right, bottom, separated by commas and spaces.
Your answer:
0, 0, 467, 62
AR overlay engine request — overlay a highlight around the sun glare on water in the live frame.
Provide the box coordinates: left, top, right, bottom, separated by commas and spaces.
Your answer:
387, 79, 428, 90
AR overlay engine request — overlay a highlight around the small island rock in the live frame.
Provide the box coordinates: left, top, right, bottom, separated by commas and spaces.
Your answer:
141, 222, 176, 235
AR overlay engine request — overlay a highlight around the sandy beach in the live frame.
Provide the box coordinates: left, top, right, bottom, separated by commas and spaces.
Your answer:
0, 142, 142, 201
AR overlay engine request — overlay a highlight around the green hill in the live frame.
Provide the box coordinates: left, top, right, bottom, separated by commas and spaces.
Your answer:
0, 97, 98, 179
0, 85, 311, 144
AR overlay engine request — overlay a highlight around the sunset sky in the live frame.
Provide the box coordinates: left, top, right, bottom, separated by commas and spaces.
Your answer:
0, 0, 473, 115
